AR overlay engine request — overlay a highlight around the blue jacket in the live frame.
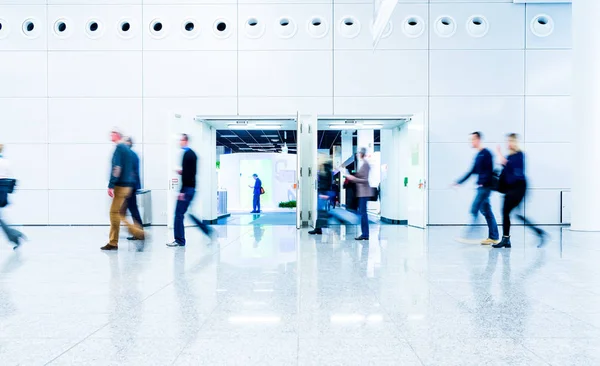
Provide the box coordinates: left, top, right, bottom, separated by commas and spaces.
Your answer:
457, 148, 494, 187
503, 151, 526, 186
130, 148, 141, 190
108, 143, 135, 189
253, 178, 262, 195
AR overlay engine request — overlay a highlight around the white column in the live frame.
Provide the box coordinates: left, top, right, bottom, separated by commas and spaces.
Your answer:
572, 0, 600, 231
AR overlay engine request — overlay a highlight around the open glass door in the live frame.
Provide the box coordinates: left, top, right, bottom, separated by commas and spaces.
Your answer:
407, 113, 428, 228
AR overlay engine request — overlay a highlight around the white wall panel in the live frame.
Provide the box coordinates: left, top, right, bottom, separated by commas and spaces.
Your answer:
334, 97, 427, 115
0, 5, 47, 50
0, 52, 47, 97
143, 97, 237, 144
240, 0, 329, 3
430, 50, 524, 96
239, 97, 332, 116
525, 143, 571, 189
334, 4, 428, 50
430, 3, 524, 50
526, 4, 571, 49
47, 5, 142, 51
524, 189, 561, 225
144, 0, 235, 4
3, 190, 49, 225
239, 4, 332, 51
48, 98, 143, 144
150, 189, 167, 225
428, 189, 504, 225
48, 190, 110, 225
429, 97, 524, 143
0, 99, 47, 143
334, 50, 428, 97
0, 0, 45, 4
6, 144, 48, 190
239, 51, 332, 97
48, 51, 143, 97
143, 51, 236, 97
142, 144, 168, 191
143, 5, 236, 51
525, 96, 572, 143
526, 50, 571, 96
429, 142, 479, 190
48, 144, 113, 190
48, 0, 141, 4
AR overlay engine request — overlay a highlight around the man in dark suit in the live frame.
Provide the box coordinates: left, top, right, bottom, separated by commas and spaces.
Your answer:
167, 134, 212, 247
123, 137, 143, 240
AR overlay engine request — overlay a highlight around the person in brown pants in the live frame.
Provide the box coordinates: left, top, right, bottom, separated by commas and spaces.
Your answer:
101, 130, 145, 251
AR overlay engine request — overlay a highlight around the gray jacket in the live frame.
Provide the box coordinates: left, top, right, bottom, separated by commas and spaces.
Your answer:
353, 160, 371, 198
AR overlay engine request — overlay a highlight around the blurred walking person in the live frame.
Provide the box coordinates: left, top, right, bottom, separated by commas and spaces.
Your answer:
101, 130, 145, 251
346, 148, 371, 241
122, 137, 144, 240
309, 160, 333, 235
454, 132, 500, 245
492, 134, 547, 248
0, 144, 25, 249
167, 134, 212, 247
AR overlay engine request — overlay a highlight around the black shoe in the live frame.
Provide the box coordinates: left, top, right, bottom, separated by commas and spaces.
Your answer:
492, 236, 511, 248
355, 236, 369, 241
127, 236, 142, 241
308, 229, 322, 235
100, 244, 118, 251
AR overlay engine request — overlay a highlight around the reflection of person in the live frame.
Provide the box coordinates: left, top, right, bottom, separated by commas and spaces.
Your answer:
102, 130, 145, 251
309, 161, 333, 235
122, 137, 143, 239
492, 134, 546, 249
248, 174, 262, 213
346, 148, 371, 241
454, 132, 499, 245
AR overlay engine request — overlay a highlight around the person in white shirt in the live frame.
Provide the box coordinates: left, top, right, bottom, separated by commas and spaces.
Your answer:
0, 144, 25, 249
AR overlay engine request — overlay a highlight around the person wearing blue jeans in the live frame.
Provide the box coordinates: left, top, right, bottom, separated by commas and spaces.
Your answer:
250, 174, 262, 213
454, 132, 499, 245
167, 134, 198, 247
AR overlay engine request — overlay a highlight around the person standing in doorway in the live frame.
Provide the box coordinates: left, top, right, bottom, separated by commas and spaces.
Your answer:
346, 148, 371, 241
167, 134, 212, 246
492, 134, 547, 249
123, 137, 144, 239
454, 132, 500, 245
249, 174, 262, 213
101, 130, 145, 251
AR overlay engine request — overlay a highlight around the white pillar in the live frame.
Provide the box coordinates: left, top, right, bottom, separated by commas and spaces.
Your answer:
572, 1, 600, 231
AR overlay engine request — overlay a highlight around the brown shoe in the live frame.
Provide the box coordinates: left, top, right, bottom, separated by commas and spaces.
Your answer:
100, 244, 118, 251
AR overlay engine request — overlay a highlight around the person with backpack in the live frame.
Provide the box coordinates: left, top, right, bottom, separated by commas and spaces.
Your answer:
492, 133, 547, 248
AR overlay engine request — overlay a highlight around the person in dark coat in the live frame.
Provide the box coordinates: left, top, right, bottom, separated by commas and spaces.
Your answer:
122, 137, 144, 240
309, 161, 333, 235
492, 134, 547, 248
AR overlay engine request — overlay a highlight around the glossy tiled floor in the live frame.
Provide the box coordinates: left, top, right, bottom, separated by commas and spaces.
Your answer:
1, 224, 600, 365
